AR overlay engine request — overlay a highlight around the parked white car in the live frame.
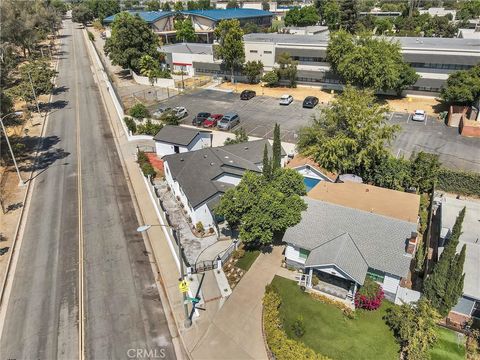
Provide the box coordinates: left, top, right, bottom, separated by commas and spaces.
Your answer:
412, 109, 426, 122
279, 94, 293, 106
173, 106, 188, 119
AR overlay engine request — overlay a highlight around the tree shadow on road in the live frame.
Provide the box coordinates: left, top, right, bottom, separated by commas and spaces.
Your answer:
52, 86, 69, 95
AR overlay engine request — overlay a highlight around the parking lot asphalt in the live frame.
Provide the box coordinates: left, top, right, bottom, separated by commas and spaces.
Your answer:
153, 89, 480, 172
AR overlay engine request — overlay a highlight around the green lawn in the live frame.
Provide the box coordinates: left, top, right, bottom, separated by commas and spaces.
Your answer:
235, 249, 260, 271
430, 327, 466, 360
271, 276, 400, 360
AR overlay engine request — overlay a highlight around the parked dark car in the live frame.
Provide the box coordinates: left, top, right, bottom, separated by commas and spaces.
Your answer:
303, 96, 319, 108
192, 112, 211, 126
240, 90, 256, 100
203, 114, 223, 128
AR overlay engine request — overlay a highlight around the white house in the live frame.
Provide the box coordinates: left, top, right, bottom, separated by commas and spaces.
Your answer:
163, 139, 284, 230
153, 125, 212, 157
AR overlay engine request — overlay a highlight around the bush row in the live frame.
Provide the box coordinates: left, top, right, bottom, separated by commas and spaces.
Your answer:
437, 168, 480, 197
263, 287, 330, 360
308, 291, 355, 319
137, 150, 156, 179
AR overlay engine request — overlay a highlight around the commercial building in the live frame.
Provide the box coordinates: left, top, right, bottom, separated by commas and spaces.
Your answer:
103, 9, 273, 43
242, 33, 480, 94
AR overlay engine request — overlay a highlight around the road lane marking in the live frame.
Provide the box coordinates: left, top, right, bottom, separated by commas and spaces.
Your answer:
71, 24, 85, 360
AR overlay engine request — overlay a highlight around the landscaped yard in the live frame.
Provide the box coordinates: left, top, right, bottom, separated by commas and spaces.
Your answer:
430, 327, 466, 360
271, 276, 400, 360
235, 249, 260, 271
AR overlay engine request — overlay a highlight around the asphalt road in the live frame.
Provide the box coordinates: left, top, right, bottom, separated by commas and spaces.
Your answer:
155, 89, 480, 172
0, 19, 175, 359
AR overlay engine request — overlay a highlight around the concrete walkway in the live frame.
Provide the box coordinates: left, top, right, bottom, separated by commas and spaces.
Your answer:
190, 246, 284, 360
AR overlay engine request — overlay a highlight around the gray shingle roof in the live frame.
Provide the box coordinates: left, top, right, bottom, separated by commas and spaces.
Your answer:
163, 139, 277, 209
305, 233, 369, 285
284, 198, 417, 280
153, 125, 211, 146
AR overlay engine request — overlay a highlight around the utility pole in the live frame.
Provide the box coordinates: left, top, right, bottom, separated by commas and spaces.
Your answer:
176, 227, 192, 328
0, 112, 25, 186
27, 69, 41, 114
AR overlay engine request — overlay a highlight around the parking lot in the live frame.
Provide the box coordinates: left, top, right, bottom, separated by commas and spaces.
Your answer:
153, 89, 480, 172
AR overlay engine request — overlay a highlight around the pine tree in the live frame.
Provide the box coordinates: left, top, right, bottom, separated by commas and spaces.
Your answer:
424, 207, 466, 316
340, 0, 358, 33
272, 123, 281, 171
262, 143, 271, 180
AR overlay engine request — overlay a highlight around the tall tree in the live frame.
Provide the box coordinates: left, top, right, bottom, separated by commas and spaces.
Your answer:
174, 2, 184, 11
214, 19, 245, 82
262, 143, 272, 180
72, 5, 95, 26
385, 298, 440, 359
321, 0, 341, 30
226, 0, 240, 9
277, 52, 297, 88
285, 6, 320, 27
175, 18, 197, 42
297, 86, 399, 177
441, 65, 480, 106
410, 152, 441, 193
139, 54, 161, 86
327, 30, 419, 93
86, 0, 120, 22
162, 2, 172, 11
243, 60, 263, 84
146, 0, 161, 11
215, 170, 306, 245
424, 207, 467, 316
104, 12, 160, 73
340, 0, 358, 33
272, 123, 281, 171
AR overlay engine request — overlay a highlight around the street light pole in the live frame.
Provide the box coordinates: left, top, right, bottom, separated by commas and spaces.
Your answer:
0, 112, 25, 186
27, 69, 41, 115
137, 224, 192, 328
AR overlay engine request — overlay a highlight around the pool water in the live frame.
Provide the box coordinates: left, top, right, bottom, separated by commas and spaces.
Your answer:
303, 177, 321, 192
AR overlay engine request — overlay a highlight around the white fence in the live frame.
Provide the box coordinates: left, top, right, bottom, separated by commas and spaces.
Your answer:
131, 70, 176, 88
394, 286, 422, 305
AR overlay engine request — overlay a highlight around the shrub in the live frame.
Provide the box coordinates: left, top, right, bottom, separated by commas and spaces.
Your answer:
160, 110, 180, 125
263, 289, 329, 360
262, 70, 279, 87
87, 30, 95, 42
309, 291, 355, 318
195, 221, 205, 233
124, 116, 137, 134
437, 167, 480, 197
136, 120, 163, 135
311, 274, 320, 287
354, 277, 384, 310
291, 315, 305, 338
129, 103, 150, 119
232, 248, 245, 260
92, 20, 104, 31
140, 162, 156, 178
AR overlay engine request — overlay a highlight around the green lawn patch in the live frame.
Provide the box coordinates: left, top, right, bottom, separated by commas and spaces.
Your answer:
235, 249, 260, 271
271, 276, 400, 360
430, 327, 466, 360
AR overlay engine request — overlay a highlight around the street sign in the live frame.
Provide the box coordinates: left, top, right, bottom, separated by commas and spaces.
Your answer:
178, 280, 189, 293
186, 296, 200, 303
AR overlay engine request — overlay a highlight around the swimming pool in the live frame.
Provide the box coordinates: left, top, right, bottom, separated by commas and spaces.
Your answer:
303, 177, 321, 192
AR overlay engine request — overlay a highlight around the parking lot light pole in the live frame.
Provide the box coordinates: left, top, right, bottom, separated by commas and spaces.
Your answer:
137, 224, 192, 328
1, 112, 25, 186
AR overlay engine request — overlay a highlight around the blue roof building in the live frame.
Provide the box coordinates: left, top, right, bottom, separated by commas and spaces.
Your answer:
103, 11, 172, 24
180, 8, 273, 21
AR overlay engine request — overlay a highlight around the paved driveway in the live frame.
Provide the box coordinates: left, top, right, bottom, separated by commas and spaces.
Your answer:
152, 89, 480, 172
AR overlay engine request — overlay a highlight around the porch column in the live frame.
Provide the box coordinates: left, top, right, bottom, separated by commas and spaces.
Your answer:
308, 268, 313, 288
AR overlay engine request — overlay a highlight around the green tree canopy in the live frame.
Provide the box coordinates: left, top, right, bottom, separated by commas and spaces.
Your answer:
104, 12, 160, 73
72, 5, 94, 25
224, 127, 248, 145
10, 59, 57, 104
277, 52, 298, 88
174, 2, 184, 11
321, 0, 341, 30
424, 207, 467, 316
327, 30, 419, 93
215, 169, 307, 244
339, 0, 358, 33
214, 19, 245, 79
297, 86, 399, 176
226, 0, 240, 9
86, 0, 120, 22
145, 0, 161, 11
284, 6, 320, 27
139, 54, 161, 86
243, 60, 263, 84
410, 151, 441, 193
385, 298, 440, 359
174, 18, 197, 42
441, 65, 480, 106
262, 70, 279, 87
162, 2, 171, 11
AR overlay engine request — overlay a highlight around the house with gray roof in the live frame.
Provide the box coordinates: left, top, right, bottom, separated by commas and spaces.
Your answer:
163, 139, 285, 231
154, 125, 212, 156
284, 197, 418, 302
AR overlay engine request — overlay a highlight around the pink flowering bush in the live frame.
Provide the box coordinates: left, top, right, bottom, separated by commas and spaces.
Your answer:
354, 277, 384, 310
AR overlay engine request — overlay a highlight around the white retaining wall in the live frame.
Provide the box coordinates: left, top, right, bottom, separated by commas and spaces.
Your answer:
131, 70, 176, 88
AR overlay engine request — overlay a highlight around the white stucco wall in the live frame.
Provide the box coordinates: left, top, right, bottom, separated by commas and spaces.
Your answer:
171, 53, 214, 76
155, 132, 211, 157
187, 132, 212, 151
156, 142, 189, 157
245, 42, 276, 70
382, 273, 401, 295
285, 244, 306, 265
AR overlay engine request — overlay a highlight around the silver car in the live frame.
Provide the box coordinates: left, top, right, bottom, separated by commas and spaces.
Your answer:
153, 106, 172, 119
217, 112, 240, 130
279, 94, 293, 105
412, 109, 426, 122
173, 106, 188, 119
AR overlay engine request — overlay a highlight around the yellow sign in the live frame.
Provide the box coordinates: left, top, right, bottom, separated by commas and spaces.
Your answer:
179, 280, 189, 293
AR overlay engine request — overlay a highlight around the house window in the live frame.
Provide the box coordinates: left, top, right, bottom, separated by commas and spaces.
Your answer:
250, 50, 258, 53
299, 248, 310, 259
264, 51, 272, 54
367, 268, 385, 283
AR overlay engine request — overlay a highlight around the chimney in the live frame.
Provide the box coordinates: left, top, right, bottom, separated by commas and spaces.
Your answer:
406, 232, 418, 255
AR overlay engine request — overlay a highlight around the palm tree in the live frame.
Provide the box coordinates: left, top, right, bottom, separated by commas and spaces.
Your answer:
139, 54, 160, 86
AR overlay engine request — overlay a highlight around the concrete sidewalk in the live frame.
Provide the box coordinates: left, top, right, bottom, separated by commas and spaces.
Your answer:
190, 246, 284, 360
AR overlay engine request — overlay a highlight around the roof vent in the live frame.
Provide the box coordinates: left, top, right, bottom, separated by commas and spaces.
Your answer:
225, 155, 229, 159
204, 154, 208, 158
210, 162, 215, 166
180, 158, 184, 161
244, 146, 249, 150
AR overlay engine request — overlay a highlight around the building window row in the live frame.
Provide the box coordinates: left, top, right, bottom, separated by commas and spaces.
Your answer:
292, 56, 326, 63
409, 62, 472, 71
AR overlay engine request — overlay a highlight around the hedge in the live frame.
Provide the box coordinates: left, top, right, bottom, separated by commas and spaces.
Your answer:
263, 288, 330, 360
437, 168, 480, 197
